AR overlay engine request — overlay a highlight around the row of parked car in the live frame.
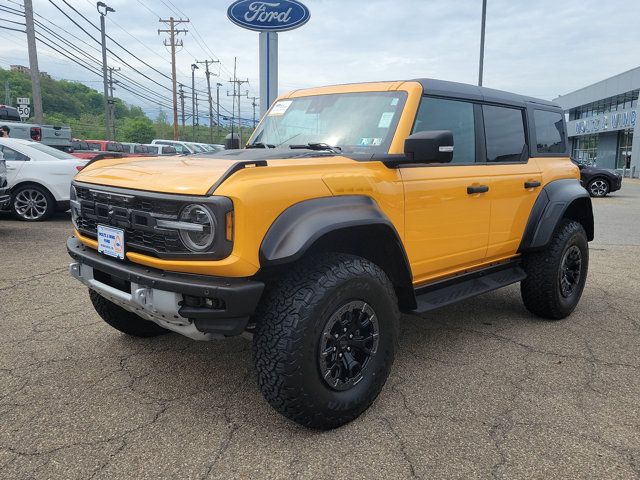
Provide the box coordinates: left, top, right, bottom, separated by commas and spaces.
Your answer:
0, 136, 225, 222
69, 139, 224, 159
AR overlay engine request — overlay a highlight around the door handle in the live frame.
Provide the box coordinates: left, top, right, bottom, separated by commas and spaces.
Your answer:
524, 181, 541, 189
467, 185, 489, 194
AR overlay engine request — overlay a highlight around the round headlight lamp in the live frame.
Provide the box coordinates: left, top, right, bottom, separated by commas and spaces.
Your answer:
178, 204, 216, 252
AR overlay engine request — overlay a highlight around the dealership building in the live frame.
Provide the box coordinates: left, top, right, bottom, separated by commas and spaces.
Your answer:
553, 66, 639, 176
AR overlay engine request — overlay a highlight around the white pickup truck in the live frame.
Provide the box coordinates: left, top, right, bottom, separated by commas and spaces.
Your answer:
0, 104, 71, 151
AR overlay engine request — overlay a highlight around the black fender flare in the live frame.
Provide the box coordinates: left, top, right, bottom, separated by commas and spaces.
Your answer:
260, 195, 405, 265
519, 178, 594, 252
259, 195, 415, 308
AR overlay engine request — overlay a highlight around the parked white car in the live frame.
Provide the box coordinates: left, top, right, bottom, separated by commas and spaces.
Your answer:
151, 138, 197, 155
0, 151, 9, 209
0, 138, 87, 221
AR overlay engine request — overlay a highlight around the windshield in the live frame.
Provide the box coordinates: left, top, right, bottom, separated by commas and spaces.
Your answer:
27, 142, 76, 159
249, 91, 407, 154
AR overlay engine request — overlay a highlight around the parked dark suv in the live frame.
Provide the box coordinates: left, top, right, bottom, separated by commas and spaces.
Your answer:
574, 161, 623, 197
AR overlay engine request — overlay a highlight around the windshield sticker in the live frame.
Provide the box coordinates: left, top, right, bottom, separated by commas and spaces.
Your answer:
359, 138, 382, 146
391, 98, 399, 106
268, 100, 293, 116
378, 112, 395, 129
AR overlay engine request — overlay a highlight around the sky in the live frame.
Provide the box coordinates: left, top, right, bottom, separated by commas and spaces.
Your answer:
0, 0, 639, 121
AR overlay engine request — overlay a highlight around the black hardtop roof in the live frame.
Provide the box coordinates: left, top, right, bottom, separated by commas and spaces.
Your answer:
414, 78, 560, 110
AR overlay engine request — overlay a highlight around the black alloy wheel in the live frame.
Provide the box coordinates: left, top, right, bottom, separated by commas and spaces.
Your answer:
318, 300, 380, 391
559, 245, 582, 298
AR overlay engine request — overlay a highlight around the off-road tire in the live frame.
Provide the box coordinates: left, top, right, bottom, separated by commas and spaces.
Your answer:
11, 184, 55, 221
253, 253, 399, 429
587, 177, 610, 197
521, 220, 589, 320
89, 289, 170, 337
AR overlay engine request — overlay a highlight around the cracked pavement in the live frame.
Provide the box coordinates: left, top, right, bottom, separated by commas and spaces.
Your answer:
1, 181, 639, 479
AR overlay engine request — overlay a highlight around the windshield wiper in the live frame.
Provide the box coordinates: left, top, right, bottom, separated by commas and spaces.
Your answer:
289, 143, 342, 153
247, 142, 275, 149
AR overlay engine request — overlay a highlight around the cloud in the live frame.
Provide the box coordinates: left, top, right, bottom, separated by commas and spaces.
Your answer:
0, 0, 638, 116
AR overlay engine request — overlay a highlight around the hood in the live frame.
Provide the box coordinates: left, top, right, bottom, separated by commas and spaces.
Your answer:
74, 149, 343, 196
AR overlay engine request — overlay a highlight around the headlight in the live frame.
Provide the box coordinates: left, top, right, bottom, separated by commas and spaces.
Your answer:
178, 204, 216, 252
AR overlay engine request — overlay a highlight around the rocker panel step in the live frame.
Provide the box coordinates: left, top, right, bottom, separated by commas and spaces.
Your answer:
413, 262, 527, 313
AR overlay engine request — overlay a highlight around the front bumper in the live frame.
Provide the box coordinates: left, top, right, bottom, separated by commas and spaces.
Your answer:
67, 236, 264, 339
611, 176, 622, 193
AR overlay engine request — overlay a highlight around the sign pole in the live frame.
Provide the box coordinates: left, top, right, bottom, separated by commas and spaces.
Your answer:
259, 32, 278, 117
228, 1, 309, 121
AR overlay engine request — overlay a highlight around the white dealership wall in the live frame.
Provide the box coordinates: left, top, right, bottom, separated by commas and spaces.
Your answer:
554, 66, 639, 173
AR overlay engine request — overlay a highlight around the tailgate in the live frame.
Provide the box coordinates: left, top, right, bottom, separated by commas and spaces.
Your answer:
41, 125, 71, 147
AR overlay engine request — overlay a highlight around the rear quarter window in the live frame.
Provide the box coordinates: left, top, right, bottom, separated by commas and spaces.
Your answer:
534, 110, 566, 154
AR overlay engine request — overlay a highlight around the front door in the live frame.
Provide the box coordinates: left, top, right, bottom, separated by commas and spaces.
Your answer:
401, 97, 491, 285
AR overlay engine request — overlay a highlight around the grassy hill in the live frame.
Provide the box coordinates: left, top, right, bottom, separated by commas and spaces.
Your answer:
1, 67, 250, 144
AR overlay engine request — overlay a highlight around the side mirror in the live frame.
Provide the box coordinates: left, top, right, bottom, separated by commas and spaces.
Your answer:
577, 163, 585, 170
404, 130, 454, 164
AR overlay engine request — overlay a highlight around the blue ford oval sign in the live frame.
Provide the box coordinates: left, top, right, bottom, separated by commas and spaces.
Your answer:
227, 0, 310, 32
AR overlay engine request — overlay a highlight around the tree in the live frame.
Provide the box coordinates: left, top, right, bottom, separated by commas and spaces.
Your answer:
120, 117, 155, 144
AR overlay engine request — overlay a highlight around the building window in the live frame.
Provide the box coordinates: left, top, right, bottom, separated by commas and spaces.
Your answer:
571, 89, 639, 119
616, 130, 633, 169
572, 135, 599, 166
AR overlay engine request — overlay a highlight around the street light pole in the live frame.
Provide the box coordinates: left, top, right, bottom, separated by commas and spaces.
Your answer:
97, 2, 115, 139
191, 63, 199, 142
478, 0, 487, 87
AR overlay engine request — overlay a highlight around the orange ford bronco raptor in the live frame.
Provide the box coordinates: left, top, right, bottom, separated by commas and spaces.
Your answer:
67, 79, 593, 429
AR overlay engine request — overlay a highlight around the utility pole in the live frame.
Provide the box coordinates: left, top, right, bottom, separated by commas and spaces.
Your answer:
227, 58, 249, 146
178, 83, 185, 128
246, 94, 259, 128
97, 2, 115, 139
4, 80, 10, 105
108, 66, 120, 139
196, 59, 220, 143
216, 82, 222, 140
478, 0, 487, 86
191, 63, 198, 142
195, 92, 199, 142
158, 17, 189, 140
23, 0, 43, 124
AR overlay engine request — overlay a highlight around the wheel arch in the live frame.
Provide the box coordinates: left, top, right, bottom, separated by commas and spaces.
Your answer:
10, 180, 56, 200
259, 196, 416, 310
519, 178, 594, 252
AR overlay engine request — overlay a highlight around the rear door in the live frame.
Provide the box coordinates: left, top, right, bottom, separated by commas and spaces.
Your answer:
401, 96, 492, 284
0, 145, 30, 186
479, 104, 542, 260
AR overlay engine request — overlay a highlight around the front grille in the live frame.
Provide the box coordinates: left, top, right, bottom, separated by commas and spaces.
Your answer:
76, 185, 181, 216
74, 185, 189, 256
73, 182, 234, 260
76, 216, 185, 255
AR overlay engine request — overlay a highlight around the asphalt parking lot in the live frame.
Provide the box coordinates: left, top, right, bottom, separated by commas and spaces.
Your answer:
1, 181, 639, 480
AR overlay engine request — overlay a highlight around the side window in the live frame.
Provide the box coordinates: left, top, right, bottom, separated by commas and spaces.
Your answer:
483, 105, 527, 162
413, 97, 476, 164
0, 146, 29, 161
534, 110, 565, 154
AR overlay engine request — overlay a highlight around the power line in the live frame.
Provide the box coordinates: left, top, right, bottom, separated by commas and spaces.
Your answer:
4, 1, 240, 123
